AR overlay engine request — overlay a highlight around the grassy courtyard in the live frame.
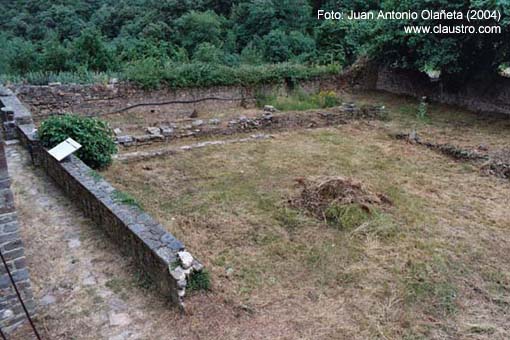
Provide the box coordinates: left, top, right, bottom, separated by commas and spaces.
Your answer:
102, 93, 510, 339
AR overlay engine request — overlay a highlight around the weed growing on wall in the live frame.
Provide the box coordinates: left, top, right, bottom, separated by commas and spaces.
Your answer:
112, 190, 143, 209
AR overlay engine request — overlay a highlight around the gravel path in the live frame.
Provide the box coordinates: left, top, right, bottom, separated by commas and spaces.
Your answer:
7, 144, 158, 339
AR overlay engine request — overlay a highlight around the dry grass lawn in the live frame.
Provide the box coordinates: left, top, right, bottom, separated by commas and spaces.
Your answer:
102, 93, 510, 339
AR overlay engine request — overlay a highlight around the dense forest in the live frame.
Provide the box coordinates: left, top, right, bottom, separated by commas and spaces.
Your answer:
0, 0, 508, 87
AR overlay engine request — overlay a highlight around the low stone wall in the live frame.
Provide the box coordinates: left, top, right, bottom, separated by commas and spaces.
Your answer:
0, 140, 36, 334
1, 87, 202, 310
115, 103, 387, 147
10, 77, 338, 122
376, 67, 510, 115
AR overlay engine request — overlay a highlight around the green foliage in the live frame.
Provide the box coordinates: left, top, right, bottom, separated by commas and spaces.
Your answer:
124, 58, 164, 89
324, 203, 372, 229
192, 42, 224, 64
369, 0, 510, 76
72, 28, 114, 72
274, 206, 305, 230
126, 62, 339, 89
88, 169, 103, 183
176, 10, 223, 54
0, 0, 506, 83
188, 270, 211, 291
38, 114, 117, 169
417, 97, 428, 121
112, 190, 143, 209
404, 257, 458, 316
258, 89, 341, 111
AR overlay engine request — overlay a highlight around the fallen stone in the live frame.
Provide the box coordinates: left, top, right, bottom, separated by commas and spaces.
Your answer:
177, 279, 187, 289
68, 238, 81, 249
40, 294, 56, 306
160, 126, 174, 136
134, 135, 152, 143
178, 251, 194, 269
192, 120, 204, 127
264, 105, 277, 112
170, 266, 186, 281
147, 127, 161, 135
226, 267, 234, 278
113, 128, 122, 136
116, 135, 133, 144
192, 260, 204, 272
209, 118, 221, 125
108, 312, 131, 327
83, 275, 97, 286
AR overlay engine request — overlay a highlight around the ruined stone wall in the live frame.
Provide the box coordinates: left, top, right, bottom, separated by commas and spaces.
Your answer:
10, 77, 338, 122
0, 140, 36, 334
375, 67, 510, 115
1, 87, 202, 310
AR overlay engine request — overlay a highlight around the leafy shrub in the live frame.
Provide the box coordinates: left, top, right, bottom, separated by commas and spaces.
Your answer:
38, 114, 117, 169
124, 58, 164, 89
192, 42, 224, 64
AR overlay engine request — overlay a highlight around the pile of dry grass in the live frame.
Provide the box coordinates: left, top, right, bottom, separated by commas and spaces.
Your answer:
291, 176, 391, 221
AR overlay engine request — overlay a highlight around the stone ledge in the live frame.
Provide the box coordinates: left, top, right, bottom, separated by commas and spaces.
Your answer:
1, 87, 203, 308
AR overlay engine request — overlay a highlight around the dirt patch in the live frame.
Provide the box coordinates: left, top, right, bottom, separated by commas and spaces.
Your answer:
291, 176, 391, 222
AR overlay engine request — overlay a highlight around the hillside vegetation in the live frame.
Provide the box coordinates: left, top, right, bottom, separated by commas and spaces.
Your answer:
1, 0, 508, 87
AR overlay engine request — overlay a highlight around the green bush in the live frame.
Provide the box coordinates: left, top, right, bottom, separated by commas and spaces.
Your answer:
38, 114, 117, 169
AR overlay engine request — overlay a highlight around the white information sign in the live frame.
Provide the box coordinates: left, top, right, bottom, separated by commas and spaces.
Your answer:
48, 138, 82, 161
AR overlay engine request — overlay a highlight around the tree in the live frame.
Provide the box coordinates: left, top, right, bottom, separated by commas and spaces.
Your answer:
263, 29, 291, 62
72, 28, 114, 71
176, 10, 224, 54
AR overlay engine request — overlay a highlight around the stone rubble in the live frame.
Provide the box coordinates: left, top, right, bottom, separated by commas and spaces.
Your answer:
146, 127, 162, 136
169, 251, 205, 304
115, 104, 386, 147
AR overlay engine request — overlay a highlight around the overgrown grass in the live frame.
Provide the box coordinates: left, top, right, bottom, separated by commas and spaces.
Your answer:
257, 89, 341, 111
111, 189, 143, 209
404, 256, 458, 317
188, 270, 211, 291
